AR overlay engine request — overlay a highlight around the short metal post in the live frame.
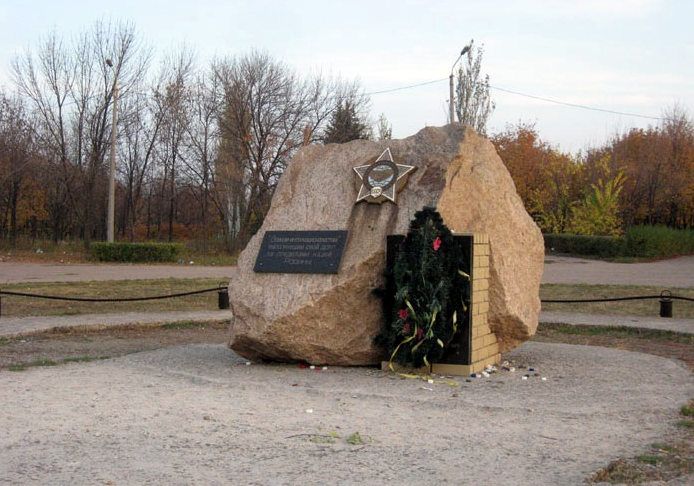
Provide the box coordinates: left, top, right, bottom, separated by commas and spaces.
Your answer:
659, 290, 673, 318
218, 288, 230, 310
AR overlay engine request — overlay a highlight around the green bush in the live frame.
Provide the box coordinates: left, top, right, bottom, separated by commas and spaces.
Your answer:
543, 233, 622, 257
544, 226, 694, 258
623, 225, 694, 258
90, 242, 182, 262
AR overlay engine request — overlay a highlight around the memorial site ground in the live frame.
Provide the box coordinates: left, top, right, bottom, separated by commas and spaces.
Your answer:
0, 256, 691, 483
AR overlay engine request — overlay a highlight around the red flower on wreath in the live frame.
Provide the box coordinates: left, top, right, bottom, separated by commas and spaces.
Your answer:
402, 322, 411, 335
432, 237, 442, 251
416, 327, 424, 339
398, 308, 409, 320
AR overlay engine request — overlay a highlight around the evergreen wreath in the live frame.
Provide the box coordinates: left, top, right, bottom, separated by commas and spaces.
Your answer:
377, 207, 470, 368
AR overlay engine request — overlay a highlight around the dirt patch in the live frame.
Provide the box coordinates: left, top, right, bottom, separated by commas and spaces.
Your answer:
0, 321, 228, 370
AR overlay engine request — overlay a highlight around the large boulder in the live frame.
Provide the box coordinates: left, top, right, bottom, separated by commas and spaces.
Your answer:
228, 125, 544, 364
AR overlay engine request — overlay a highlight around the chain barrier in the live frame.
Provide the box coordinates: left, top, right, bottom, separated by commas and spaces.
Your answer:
0, 286, 230, 318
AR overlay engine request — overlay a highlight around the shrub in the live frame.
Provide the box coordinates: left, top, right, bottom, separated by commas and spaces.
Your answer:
545, 226, 694, 258
90, 242, 182, 262
623, 225, 694, 258
543, 233, 622, 258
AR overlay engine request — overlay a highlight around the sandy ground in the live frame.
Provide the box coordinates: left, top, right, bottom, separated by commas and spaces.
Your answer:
542, 255, 694, 287
2, 255, 693, 287
0, 341, 691, 485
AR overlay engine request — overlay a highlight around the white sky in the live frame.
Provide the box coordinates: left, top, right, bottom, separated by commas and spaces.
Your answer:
0, 0, 692, 152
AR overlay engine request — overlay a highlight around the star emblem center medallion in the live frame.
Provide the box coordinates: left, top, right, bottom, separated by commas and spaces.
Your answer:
353, 148, 416, 204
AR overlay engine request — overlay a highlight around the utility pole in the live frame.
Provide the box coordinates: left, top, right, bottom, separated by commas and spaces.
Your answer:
449, 44, 471, 124
106, 59, 118, 243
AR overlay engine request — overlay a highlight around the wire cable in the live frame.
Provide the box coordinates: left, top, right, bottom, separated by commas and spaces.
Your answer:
364, 77, 667, 121
365, 77, 448, 96
489, 84, 664, 121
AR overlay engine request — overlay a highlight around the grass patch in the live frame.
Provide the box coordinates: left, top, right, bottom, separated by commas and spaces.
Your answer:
8, 358, 58, 371
681, 403, 694, 417
160, 321, 210, 330
6, 355, 109, 371
62, 355, 110, 364
346, 432, 367, 445
0, 278, 221, 318
541, 283, 694, 318
636, 454, 660, 465
539, 323, 694, 344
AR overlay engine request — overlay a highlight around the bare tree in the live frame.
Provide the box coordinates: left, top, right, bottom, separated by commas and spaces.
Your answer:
12, 20, 149, 243
455, 39, 495, 134
0, 92, 39, 246
214, 52, 358, 249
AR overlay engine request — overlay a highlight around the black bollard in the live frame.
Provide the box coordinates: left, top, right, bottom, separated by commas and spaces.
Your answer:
218, 288, 230, 310
659, 290, 673, 318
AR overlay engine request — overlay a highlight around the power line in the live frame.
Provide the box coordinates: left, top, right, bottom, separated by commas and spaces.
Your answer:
488, 84, 664, 121
365, 77, 666, 121
365, 77, 448, 95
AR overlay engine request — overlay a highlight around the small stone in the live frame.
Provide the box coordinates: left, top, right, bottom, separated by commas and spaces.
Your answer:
305, 409, 313, 414
522, 376, 528, 380
245, 361, 251, 366
465, 379, 472, 383
309, 365, 315, 370
541, 377, 547, 381
528, 367, 535, 372
482, 371, 490, 378
427, 379, 434, 384
203, 415, 211, 421
322, 366, 328, 371
509, 367, 516, 372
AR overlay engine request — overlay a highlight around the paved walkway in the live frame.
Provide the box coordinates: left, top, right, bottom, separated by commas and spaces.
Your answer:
0, 262, 234, 284
2, 255, 693, 287
540, 311, 694, 335
0, 310, 234, 338
542, 255, 694, 287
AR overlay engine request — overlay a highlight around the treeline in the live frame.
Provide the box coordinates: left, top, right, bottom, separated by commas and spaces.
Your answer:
0, 21, 373, 250
1, 21, 692, 251
492, 108, 694, 235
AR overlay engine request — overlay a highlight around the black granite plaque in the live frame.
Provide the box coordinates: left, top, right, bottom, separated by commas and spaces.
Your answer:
254, 230, 348, 274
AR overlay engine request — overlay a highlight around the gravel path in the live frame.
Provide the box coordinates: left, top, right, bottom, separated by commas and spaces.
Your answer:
0, 310, 234, 338
540, 311, 694, 335
542, 255, 694, 287
0, 342, 690, 485
0, 262, 233, 284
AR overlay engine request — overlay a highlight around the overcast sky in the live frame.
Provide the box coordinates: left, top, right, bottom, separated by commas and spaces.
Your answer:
0, 0, 691, 152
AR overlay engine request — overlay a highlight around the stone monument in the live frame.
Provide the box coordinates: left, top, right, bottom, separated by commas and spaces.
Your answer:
228, 124, 544, 365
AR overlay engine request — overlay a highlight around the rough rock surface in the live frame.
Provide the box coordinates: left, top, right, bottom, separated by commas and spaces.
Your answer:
229, 125, 544, 364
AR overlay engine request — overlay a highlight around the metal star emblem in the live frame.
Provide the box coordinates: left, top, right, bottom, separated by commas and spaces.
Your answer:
353, 148, 416, 204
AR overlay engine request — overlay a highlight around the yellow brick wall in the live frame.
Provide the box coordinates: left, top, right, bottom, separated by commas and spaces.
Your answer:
433, 233, 500, 376
469, 233, 500, 372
